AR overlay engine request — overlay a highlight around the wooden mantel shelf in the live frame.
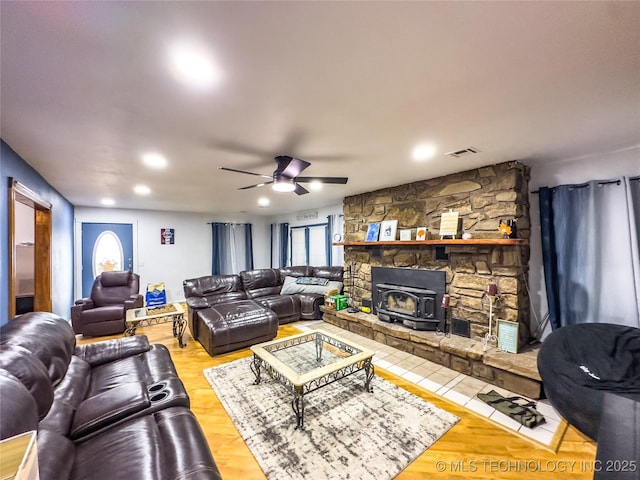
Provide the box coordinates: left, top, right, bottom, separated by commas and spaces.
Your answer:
334, 238, 527, 247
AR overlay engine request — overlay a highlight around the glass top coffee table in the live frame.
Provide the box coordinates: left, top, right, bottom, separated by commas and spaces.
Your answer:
250, 329, 375, 429
125, 303, 186, 347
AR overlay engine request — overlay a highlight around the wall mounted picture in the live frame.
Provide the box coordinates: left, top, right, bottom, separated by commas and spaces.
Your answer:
161, 228, 175, 245
365, 223, 380, 242
379, 220, 398, 241
416, 227, 428, 241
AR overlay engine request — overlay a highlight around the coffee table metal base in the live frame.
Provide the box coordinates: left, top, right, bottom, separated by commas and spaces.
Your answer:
250, 351, 375, 430
125, 304, 186, 348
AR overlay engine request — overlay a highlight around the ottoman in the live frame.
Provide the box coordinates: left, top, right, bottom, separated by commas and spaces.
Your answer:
194, 300, 278, 355
537, 322, 640, 440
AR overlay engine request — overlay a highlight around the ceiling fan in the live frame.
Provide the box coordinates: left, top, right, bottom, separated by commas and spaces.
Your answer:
219, 155, 348, 195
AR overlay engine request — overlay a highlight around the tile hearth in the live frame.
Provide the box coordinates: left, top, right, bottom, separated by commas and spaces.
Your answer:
296, 321, 564, 449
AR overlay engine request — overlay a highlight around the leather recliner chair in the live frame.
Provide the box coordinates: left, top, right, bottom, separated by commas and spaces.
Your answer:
71, 271, 143, 337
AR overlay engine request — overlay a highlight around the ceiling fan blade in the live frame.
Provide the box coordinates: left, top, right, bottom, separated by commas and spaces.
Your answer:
238, 181, 273, 190
294, 184, 309, 195
275, 155, 311, 178
295, 176, 349, 184
219, 166, 272, 179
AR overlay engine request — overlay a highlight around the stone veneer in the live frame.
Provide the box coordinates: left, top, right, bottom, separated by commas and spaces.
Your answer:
342, 161, 532, 344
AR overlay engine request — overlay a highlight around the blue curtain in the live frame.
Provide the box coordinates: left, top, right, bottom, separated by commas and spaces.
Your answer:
539, 187, 561, 330
245, 224, 254, 270
539, 177, 640, 329
211, 222, 254, 274
211, 222, 226, 275
270, 223, 289, 268
279, 223, 288, 267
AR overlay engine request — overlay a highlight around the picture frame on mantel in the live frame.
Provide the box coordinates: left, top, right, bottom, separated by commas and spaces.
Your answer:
379, 220, 398, 241
439, 210, 459, 239
365, 223, 380, 242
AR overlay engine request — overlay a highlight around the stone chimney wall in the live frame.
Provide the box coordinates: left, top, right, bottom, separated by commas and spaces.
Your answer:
342, 161, 531, 341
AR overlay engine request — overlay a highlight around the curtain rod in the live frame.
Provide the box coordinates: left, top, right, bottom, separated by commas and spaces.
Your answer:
530, 178, 629, 194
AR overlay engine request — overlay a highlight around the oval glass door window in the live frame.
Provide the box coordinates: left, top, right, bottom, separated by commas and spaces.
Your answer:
92, 230, 124, 277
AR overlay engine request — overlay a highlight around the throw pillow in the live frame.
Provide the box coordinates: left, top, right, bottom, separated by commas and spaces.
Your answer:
295, 276, 329, 286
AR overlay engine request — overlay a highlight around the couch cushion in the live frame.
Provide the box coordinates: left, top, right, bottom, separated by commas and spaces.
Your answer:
39, 356, 91, 436
0, 371, 40, 440
184, 274, 243, 298
81, 305, 125, 323
280, 275, 343, 295
279, 266, 313, 280
100, 271, 133, 287
0, 346, 54, 419
312, 266, 344, 282
0, 312, 76, 385
240, 268, 282, 293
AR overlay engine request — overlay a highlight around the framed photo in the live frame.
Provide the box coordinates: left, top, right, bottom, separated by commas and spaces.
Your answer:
365, 223, 380, 242
161, 228, 175, 245
399, 229, 412, 241
498, 319, 519, 353
416, 227, 428, 241
439, 211, 459, 238
379, 220, 398, 241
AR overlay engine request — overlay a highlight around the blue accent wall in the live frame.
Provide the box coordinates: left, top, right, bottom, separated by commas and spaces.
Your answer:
0, 139, 74, 325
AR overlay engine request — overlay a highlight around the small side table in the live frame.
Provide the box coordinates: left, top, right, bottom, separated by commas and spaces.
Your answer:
125, 303, 186, 347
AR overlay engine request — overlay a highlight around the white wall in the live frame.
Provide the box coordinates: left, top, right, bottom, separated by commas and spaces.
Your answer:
526, 145, 640, 338
75, 208, 270, 303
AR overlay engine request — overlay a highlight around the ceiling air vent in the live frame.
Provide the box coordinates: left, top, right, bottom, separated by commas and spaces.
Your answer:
445, 147, 480, 158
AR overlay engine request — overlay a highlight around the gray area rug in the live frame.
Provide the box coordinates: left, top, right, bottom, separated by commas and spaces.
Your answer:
203, 357, 459, 480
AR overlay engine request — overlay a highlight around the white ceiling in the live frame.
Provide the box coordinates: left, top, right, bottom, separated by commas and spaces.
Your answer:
1, 1, 639, 215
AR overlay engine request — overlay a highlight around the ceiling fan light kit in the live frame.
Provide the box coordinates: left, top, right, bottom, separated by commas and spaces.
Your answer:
272, 177, 296, 192
219, 155, 348, 196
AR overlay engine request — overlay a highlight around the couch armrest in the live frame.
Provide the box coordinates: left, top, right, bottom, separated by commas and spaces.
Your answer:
186, 297, 209, 310
70, 382, 150, 440
74, 298, 94, 309
124, 294, 144, 310
74, 335, 151, 366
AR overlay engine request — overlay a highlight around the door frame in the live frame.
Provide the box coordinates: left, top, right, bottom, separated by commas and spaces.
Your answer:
8, 179, 52, 318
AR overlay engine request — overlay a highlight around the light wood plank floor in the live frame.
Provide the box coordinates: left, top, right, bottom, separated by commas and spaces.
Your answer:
80, 321, 597, 479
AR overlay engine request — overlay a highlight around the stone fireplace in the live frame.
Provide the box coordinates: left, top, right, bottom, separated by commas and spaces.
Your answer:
342, 161, 531, 345
322, 161, 539, 397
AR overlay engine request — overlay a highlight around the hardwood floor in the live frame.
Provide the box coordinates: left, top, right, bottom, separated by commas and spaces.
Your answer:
80, 322, 597, 479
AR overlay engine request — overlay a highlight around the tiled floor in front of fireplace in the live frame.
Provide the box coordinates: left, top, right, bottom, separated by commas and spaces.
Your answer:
297, 320, 565, 449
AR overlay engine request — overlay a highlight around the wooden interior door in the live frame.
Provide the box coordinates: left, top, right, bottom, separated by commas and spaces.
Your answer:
8, 179, 52, 318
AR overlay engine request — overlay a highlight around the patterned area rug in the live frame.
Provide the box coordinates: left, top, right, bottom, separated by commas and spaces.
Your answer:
203, 357, 459, 480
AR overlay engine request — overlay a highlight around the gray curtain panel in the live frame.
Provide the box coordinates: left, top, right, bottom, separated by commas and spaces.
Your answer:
540, 177, 640, 328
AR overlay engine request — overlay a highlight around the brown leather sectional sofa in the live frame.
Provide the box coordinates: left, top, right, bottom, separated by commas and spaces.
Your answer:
183, 266, 344, 355
0, 312, 221, 480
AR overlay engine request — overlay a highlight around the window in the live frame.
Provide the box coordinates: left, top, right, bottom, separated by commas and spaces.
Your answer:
289, 223, 329, 266
92, 231, 124, 277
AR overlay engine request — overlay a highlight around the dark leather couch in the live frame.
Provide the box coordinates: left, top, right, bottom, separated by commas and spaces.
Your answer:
183, 266, 343, 355
0, 312, 221, 480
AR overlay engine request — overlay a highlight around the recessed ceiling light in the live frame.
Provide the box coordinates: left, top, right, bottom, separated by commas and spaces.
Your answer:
142, 152, 168, 169
101, 198, 115, 206
412, 143, 437, 162
134, 184, 151, 195
258, 197, 270, 207
169, 41, 222, 89
309, 181, 323, 191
